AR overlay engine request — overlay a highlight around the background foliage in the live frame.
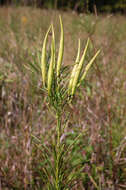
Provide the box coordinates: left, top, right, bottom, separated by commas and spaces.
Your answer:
0, 0, 126, 13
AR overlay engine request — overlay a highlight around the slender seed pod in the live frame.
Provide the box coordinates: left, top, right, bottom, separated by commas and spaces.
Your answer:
47, 25, 55, 96
56, 15, 64, 78
52, 24, 56, 69
71, 38, 90, 96
68, 39, 80, 95
41, 25, 51, 88
80, 49, 100, 84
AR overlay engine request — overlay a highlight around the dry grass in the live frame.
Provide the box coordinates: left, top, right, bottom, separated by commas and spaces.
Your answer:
0, 7, 126, 189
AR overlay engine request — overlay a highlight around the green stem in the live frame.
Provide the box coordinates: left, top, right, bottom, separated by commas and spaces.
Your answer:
55, 112, 61, 190
57, 113, 61, 149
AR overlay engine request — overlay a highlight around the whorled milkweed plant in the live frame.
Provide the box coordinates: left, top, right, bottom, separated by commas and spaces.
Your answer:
31, 16, 100, 190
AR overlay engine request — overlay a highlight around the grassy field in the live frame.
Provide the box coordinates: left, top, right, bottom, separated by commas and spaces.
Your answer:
0, 7, 126, 190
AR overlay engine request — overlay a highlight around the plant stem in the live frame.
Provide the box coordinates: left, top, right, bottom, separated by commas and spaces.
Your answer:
55, 112, 61, 190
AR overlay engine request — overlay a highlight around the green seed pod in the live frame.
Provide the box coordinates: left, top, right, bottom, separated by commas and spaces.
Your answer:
47, 25, 55, 96
52, 24, 56, 69
68, 39, 80, 95
80, 49, 100, 83
41, 25, 51, 88
71, 38, 90, 96
56, 15, 64, 78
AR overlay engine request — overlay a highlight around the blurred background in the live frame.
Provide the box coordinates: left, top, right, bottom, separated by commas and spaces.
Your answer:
0, 0, 126, 13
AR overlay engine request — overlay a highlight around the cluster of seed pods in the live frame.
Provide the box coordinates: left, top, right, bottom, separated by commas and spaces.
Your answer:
41, 16, 100, 98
